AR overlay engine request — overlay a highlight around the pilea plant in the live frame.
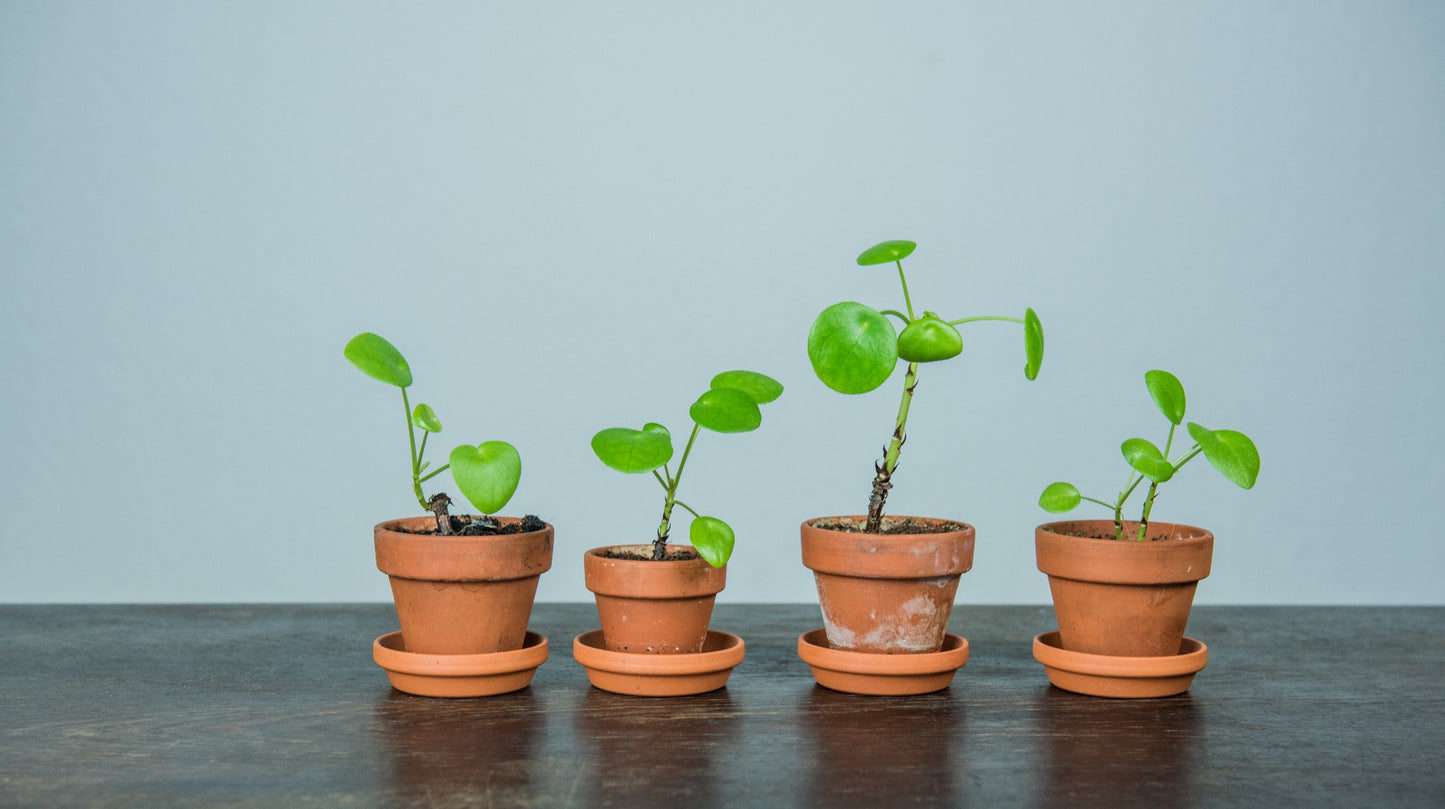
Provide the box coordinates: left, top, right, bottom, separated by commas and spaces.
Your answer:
807, 239, 1044, 533
1038, 369, 1260, 540
591, 370, 784, 567
344, 332, 522, 534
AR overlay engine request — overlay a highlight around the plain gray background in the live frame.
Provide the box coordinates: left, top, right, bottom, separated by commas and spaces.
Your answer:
2, 2, 1441, 605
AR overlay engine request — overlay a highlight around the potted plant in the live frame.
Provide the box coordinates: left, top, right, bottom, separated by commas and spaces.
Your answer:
1032, 369, 1259, 697
573, 370, 782, 696
344, 332, 552, 696
797, 239, 1043, 694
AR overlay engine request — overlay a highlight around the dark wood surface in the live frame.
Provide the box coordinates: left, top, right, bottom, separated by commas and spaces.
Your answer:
1, 604, 1441, 808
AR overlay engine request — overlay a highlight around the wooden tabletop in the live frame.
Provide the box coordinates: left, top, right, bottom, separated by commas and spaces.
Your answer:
1, 604, 1441, 808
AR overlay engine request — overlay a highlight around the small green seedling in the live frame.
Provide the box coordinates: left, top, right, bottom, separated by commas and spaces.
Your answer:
344, 332, 521, 533
808, 240, 1044, 533
1038, 369, 1260, 541
591, 370, 784, 567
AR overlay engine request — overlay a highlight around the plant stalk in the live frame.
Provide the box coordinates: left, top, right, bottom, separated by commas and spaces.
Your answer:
402, 388, 429, 510
866, 362, 918, 533
655, 424, 702, 559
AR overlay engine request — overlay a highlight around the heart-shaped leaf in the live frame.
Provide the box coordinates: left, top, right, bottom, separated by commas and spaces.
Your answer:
1023, 307, 1044, 381
1039, 481, 1082, 513
1122, 437, 1174, 483
690, 387, 762, 433
449, 441, 521, 514
808, 302, 898, 394
1145, 370, 1186, 425
344, 332, 412, 388
710, 370, 784, 404
689, 516, 735, 567
856, 239, 917, 266
1188, 422, 1260, 489
896, 313, 963, 363
411, 403, 442, 433
591, 424, 674, 473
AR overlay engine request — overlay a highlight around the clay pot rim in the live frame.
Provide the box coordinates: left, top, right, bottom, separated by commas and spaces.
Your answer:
1035, 519, 1211, 544
1035, 519, 1213, 585
372, 630, 549, 676
1032, 631, 1207, 677
375, 517, 554, 582
583, 544, 727, 600
572, 630, 745, 674
797, 629, 970, 674
801, 515, 975, 579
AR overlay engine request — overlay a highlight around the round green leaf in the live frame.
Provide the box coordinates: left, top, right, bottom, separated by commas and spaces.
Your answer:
1187, 423, 1260, 489
1023, 307, 1044, 381
856, 240, 917, 266
690, 387, 762, 433
411, 403, 442, 433
689, 516, 735, 567
1122, 438, 1174, 483
710, 370, 784, 404
344, 332, 412, 388
1145, 370, 1186, 425
591, 425, 674, 473
1039, 481, 1082, 513
896, 313, 963, 363
807, 302, 898, 394
449, 440, 521, 515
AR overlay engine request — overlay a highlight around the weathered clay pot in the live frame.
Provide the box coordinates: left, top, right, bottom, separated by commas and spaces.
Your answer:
1035, 520, 1213, 657
583, 545, 726, 654
374, 516, 553, 656
800, 516, 975, 653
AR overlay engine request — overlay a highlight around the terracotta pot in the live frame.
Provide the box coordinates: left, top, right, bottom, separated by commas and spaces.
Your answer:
583, 545, 726, 654
375, 516, 553, 655
800, 516, 975, 653
1035, 520, 1213, 657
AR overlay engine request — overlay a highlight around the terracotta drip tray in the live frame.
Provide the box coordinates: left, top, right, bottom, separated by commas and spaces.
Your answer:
372, 631, 548, 698
1032, 630, 1207, 699
797, 629, 970, 696
572, 629, 745, 697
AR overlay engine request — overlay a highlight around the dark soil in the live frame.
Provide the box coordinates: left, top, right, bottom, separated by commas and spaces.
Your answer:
397, 514, 547, 536
812, 516, 968, 535
1056, 525, 1191, 542
598, 547, 700, 562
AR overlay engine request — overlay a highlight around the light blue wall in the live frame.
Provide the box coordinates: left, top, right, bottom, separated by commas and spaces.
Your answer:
2, 2, 1441, 604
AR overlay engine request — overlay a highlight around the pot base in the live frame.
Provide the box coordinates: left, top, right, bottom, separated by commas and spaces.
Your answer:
1032, 630, 1207, 698
572, 629, 744, 697
797, 629, 970, 695
372, 630, 548, 698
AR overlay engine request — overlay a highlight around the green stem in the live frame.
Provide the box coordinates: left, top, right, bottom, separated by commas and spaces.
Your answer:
895, 260, 916, 320
655, 424, 702, 560
417, 464, 450, 484
947, 315, 1025, 326
1080, 495, 1117, 510
1173, 445, 1203, 467
880, 309, 912, 325
402, 388, 426, 510
1112, 474, 1146, 540
673, 499, 700, 519
1136, 482, 1160, 541
866, 362, 919, 533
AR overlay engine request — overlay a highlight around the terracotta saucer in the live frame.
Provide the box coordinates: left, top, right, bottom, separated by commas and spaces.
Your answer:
372, 631, 548, 698
797, 629, 970, 695
573, 629, 744, 697
1032, 630, 1207, 698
